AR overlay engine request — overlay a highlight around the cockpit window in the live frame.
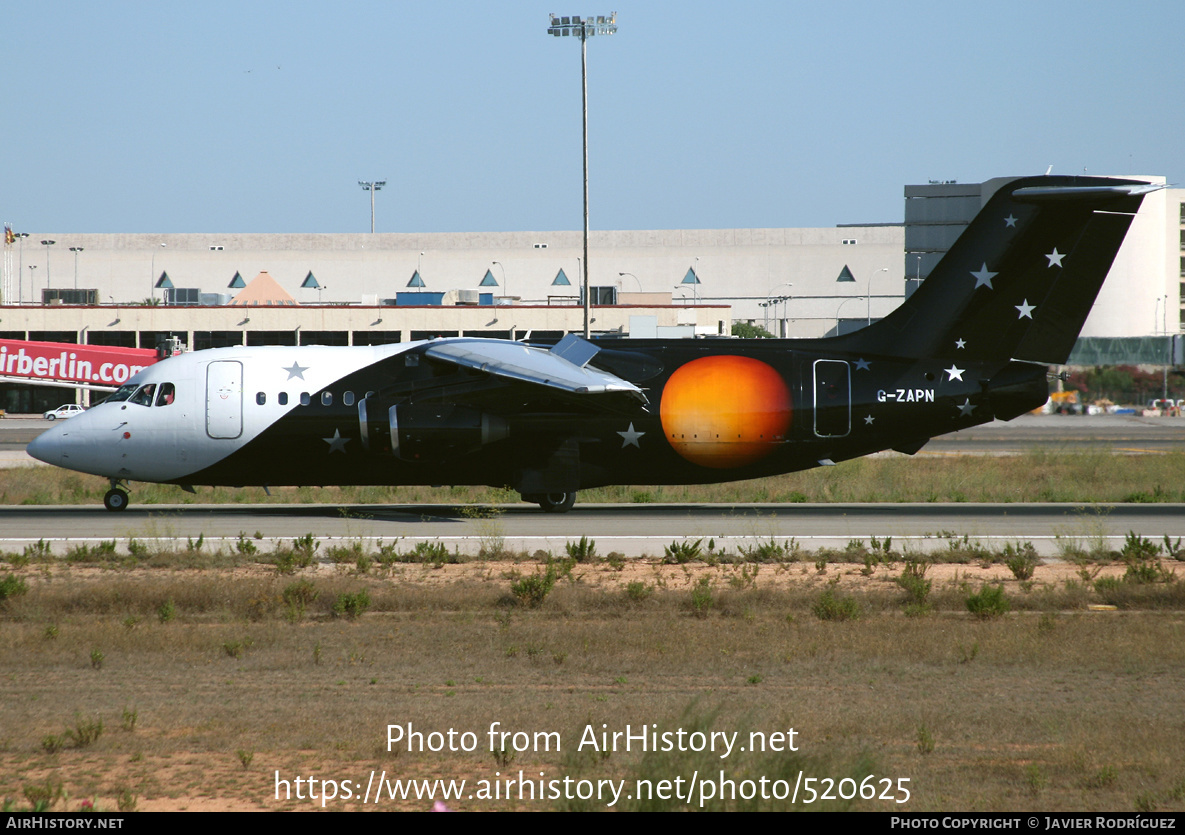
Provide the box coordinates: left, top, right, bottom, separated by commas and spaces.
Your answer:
155, 383, 176, 407
104, 383, 139, 404
129, 384, 157, 407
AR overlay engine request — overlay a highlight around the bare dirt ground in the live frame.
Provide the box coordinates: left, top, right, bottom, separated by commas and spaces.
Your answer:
3, 557, 1183, 812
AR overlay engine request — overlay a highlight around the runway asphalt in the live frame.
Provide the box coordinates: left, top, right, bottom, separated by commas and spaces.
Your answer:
2, 501, 1183, 558
3, 413, 1183, 556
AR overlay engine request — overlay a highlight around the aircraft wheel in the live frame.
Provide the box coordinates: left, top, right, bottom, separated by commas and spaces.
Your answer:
103, 488, 129, 512
537, 492, 576, 513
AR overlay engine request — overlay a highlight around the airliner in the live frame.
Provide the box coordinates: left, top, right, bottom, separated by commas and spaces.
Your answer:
27, 175, 1158, 512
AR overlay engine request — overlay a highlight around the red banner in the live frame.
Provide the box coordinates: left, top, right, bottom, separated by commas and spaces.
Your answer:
0, 339, 159, 387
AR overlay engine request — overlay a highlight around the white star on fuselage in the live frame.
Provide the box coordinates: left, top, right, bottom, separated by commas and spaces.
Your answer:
955, 338, 966, 349
323, 429, 350, 454
944, 365, 965, 382
284, 361, 309, 380
957, 398, 977, 417
1045, 248, 1065, 268
1004, 214, 1018, 228
1016, 300, 1035, 319
864, 414, 875, 425
854, 358, 871, 371
617, 422, 645, 448
970, 263, 997, 290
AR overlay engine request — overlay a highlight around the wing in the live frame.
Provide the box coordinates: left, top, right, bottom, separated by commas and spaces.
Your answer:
424, 335, 648, 407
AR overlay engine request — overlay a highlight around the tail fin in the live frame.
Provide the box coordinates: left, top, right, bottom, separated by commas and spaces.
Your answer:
836, 175, 1158, 364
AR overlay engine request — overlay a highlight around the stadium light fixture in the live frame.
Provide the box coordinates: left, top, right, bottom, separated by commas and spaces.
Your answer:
70, 246, 85, 290
546, 13, 617, 338
359, 180, 387, 234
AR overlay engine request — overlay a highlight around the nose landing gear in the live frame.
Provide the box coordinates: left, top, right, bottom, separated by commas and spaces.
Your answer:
104, 480, 130, 512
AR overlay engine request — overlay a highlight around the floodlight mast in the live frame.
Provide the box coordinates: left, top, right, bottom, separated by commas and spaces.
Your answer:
547, 13, 617, 339
359, 180, 387, 234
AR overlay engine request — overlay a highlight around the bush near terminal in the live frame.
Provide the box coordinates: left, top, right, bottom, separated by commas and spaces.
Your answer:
1, 531, 1184, 812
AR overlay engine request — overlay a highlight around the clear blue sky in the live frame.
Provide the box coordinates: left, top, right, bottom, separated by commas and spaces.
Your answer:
4, 1, 1182, 234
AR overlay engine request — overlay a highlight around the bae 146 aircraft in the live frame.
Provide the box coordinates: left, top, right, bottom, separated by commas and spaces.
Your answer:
27, 175, 1158, 512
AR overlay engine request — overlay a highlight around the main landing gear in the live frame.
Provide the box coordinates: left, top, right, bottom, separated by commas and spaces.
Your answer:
521, 492, 577, 513
104, 480, 130, 512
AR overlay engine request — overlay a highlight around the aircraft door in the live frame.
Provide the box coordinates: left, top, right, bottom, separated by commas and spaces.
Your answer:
206, 360, 243, 439
813, 359, 851, 438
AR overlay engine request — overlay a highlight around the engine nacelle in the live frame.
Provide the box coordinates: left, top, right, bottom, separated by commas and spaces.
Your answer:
358, 399, 508, 462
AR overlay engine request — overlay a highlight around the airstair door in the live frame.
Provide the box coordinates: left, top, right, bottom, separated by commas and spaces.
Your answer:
206, 360, 243, 439
813, 359, 851, 438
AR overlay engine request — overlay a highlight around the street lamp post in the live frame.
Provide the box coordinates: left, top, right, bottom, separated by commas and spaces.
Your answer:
766, 282, 792, 337
619, 272, 641, 292
150, 243, 166, 302
27, 265, 37, 302
866, 267, 888, 326
359, 181, 386, 234
1162, 294, 1170, 404
16, 232, 29, 303
763, 294, 792, 337
492, 260, 508, 302
41, 240, 55, 290
70, 246, 85, 290
836, 295, 862, 335
547, 13, 617, 338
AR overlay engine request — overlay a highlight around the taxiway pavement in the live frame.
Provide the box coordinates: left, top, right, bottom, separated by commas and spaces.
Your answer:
2, 501, 1183, 557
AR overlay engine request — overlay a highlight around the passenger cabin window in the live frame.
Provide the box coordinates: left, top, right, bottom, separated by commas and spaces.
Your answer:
256, 392, 266, 406
278, 392, 288, 406
343, 391, 355, 407
155, 383, 175, 406
321, 391, 333, 406
129, 384, 156, 407
300, 392, 310, 406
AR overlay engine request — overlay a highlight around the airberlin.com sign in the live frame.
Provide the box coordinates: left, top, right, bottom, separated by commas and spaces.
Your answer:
0, 339, 159, 387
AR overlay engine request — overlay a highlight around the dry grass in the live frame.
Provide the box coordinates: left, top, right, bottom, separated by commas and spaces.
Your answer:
2, 553, 1184, 812
7, 449, 1185, 506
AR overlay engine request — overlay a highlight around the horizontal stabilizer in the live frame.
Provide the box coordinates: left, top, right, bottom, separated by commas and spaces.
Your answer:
550, 333, 600, 367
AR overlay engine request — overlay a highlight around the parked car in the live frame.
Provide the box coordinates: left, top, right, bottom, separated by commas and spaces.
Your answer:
43, 404, 85, 421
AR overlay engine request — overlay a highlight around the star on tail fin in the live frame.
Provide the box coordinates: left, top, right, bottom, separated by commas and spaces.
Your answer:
835, 175, 1158, 365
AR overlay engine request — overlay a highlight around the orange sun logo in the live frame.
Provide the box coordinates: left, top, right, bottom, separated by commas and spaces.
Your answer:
659, 355, 792, 468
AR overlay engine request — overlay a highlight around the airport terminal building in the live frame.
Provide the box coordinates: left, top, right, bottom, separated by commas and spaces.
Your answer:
2, 176, 1182, 412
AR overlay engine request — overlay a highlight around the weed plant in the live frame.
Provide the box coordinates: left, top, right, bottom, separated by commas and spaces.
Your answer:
565, 536, 597, 563
663, 539, 703, 564
331, 590, 371, 620
966, 584, 1010, 619
0, 574, 29, 602
689, 576, 714, 616
1003, 542, 1038, 581
813, 587, 862, 621
625, 581, 653, 602
510, 565, 557, 608
282, 580, 319, 621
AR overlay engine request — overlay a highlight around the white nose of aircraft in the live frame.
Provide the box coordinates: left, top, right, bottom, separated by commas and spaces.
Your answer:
26, 422, 66, 466
27, 413, 103, 475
